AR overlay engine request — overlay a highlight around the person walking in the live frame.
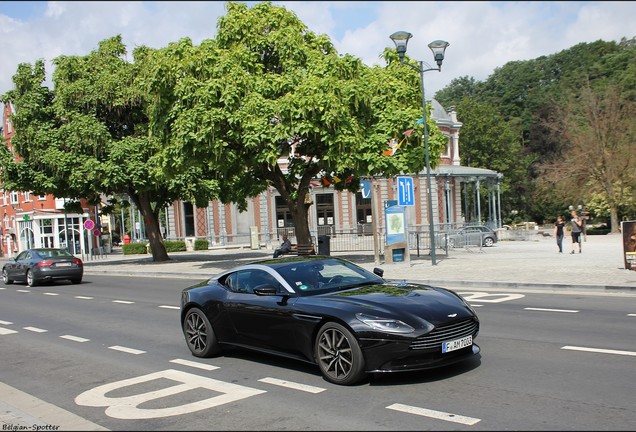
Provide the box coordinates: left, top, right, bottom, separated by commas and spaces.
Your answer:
570, 210, 583, 254
554, 215, 565, 253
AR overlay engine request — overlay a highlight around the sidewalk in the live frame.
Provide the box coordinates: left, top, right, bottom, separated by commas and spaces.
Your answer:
78, 232, 636, 291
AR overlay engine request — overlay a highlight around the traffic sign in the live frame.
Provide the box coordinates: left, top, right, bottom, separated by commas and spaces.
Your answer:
397, 176, 415, 206
84, 219, 95, 230
93, 228, 101, 236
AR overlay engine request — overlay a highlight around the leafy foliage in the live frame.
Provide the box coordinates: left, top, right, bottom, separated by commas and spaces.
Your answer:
435, 36, 636, 225
143, 1, 447, 245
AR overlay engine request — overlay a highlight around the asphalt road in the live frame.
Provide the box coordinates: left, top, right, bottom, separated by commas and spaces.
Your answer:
1, 274, 635, 430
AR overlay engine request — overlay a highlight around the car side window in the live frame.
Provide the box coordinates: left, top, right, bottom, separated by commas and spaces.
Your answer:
219, 270, 281, 294
16, 251, 29, 260
249, 270, 280, 291
223, 273, 238, 291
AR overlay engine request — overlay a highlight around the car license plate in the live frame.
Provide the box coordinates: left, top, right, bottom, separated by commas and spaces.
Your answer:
55, 262, 72, 267
442, 335, 472, 353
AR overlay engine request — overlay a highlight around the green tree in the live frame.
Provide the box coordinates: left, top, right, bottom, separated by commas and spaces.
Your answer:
536, 84, 636, 232
144, 1, 447, 247
0, 36, 219, 261
435, 37, 636, 224
453, 97, 528, 219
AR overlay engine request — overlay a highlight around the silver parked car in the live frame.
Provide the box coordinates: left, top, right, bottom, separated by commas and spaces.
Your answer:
442, 226, 498, 248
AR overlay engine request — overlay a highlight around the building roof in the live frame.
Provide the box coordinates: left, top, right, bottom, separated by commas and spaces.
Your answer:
434, 164, 503, 181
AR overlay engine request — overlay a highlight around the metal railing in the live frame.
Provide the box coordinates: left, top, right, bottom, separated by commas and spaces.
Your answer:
162, 224, 538, 255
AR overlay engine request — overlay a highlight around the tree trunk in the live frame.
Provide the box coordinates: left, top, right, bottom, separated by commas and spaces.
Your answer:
290, 194, 314, 248
610, 207, 620, 234
134, 192, 170, 262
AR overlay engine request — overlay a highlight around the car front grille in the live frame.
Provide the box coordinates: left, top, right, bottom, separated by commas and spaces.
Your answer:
409, 318, 478, 350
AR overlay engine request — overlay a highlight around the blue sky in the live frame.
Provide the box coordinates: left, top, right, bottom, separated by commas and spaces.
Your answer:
1, 1, 635, 101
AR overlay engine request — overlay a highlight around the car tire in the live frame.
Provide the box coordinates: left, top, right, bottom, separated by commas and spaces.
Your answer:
483, 237, 495, 247
183, 307, 221, 358
314, 322, 366, 386
2, 269, 13, 285
26, 270, 38, 287
447, 238, 456, 249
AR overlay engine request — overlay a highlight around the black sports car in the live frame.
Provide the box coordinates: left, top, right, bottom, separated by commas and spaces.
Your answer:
181, 256, 480, 385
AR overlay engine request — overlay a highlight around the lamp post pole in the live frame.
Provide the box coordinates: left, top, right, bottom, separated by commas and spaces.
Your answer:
390, 32, 449, 266
419, 62, 437, 265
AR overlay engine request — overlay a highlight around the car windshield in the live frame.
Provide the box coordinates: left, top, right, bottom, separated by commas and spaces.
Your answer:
274, 258, 384, 296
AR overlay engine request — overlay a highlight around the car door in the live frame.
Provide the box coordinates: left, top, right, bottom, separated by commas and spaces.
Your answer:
6, 251, 32, 281
225, 269, 300, 354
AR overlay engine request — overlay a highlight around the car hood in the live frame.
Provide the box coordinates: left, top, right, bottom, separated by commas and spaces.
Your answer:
309, 282, 474, 326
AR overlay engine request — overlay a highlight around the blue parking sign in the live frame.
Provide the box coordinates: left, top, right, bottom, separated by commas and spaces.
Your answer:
397, 177, 414, 206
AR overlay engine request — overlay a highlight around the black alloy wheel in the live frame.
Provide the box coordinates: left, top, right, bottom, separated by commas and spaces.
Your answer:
314, 322, 366, 385
183, 308, 220, 358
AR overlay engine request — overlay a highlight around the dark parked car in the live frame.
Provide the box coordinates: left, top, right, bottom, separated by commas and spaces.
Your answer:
2, 248, 83, 287
443, 225, 498, 248
181, 256, 480, 385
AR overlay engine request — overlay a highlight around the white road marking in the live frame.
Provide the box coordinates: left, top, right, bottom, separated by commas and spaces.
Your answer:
75, 296, 93, 300
469, 304, 484, 307
0, 327, 18, 335
562, 346, 636, 357
159, 305, 180, 310
258, 377, 326, 394
525, 307, 579, 313
16, 289, 30, 293
24, 326, 47, 333
109, 345, 146, 355
0, 320, 13, 325
60, 335, 90, 342
43, 292, 60, 296
457, 292, 525, 303
387, 403, 481, 425
112, 300, 134, 304
169, 358, 219, 371
628, 313, 636, 317
75, 369, 266, 419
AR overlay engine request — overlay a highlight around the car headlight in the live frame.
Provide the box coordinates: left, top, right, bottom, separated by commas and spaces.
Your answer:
355, 313, 415, 334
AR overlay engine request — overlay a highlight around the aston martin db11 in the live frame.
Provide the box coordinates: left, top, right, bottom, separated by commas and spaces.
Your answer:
181, 256, 480, 385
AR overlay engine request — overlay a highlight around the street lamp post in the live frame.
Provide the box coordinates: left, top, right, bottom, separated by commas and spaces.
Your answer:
390, 31, 449, 266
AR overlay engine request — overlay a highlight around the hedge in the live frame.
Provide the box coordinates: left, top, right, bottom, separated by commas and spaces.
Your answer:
194, 239, 209, 250
122, 241, 188, 254
164, 240, 187, 252
122, 243, 148, 255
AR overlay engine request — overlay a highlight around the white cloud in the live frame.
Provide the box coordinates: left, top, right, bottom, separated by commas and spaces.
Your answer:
1, 0, 634, 103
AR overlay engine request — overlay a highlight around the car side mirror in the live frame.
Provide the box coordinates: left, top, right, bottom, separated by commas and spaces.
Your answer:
373, 267, 384, 277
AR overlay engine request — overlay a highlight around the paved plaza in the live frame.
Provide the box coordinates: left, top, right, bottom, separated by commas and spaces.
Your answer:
76, 232, 636, 291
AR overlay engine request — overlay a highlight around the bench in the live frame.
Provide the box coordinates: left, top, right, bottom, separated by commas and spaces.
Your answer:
288, 243, 316, 256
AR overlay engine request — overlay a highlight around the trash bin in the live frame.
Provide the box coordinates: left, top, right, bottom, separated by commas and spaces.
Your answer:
317, 235, 331, 256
